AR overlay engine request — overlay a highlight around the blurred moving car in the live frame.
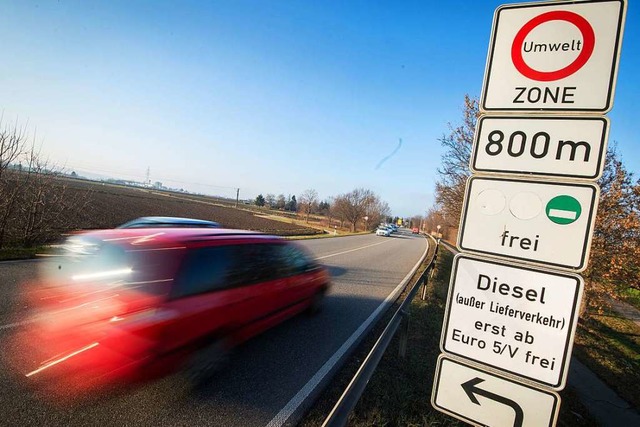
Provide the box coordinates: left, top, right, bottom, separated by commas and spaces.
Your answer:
412, 227, 419, 234
376, 227, 390, 237
7, 228, 330, 398
117, 216, 221, 229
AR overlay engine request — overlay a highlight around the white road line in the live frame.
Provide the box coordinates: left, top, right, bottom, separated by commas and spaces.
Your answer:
0, 318, 39, 330
266, 238, 430, 427
316, 240, 391, 260
25, 342, 99, 377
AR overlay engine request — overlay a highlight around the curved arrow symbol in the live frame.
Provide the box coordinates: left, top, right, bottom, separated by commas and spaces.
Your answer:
462, 377, 524, 427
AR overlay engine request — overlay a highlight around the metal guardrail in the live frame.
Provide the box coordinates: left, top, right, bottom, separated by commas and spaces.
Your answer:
321, 235, 440, 427
437, 239, 458, 255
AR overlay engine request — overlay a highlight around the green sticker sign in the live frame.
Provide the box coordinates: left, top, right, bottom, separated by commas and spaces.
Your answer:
546, 195, 582, 225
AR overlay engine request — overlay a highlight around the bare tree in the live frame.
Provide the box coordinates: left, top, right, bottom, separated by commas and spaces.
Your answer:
365, 198, 390, 230
299, 189, 319, 223
0, 120, 92, 248
16, 145, 91, 246
424, 207, 449, 238
265, 193, 276, 208
332, 188, 389, 232
409, 214, 425, 230
0, 118, 28, 247
434, 95, 479, 233
0, 117, 27, 180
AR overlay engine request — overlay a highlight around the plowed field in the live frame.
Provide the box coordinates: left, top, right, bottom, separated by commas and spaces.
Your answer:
59, 178, 321, 236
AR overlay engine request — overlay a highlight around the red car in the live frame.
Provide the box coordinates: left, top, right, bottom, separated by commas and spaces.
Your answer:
412, 227, 419, 234
8, 228, 330, 398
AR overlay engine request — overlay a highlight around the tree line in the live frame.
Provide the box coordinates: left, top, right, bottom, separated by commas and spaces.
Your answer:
0, 115, 395, 251
254, 188, 391, 232
428, 95, 640, 314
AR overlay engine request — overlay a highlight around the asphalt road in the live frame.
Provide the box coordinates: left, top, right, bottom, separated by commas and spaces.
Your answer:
0, 230, 429, 427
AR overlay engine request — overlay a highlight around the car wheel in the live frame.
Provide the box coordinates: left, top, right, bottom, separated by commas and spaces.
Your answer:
306, 289, 326, 315
182, 340, 229, 385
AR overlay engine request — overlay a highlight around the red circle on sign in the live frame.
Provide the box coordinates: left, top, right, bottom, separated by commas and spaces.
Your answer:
511, 10, 595, 82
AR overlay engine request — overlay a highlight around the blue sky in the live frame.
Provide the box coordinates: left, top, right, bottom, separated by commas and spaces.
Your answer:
2, 0, 638, 217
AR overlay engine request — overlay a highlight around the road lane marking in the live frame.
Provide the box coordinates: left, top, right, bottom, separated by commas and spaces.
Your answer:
266, 237, 430, 427
25, 342, 99, 377
0, 318, 39, 330
316, 240, 391, 260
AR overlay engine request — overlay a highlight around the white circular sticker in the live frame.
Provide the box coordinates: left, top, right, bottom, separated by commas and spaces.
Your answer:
476, 189, 506, 216
510, 192, 542, 220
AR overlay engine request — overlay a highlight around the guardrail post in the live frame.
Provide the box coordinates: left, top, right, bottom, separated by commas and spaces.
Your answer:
421, 272, 429, 301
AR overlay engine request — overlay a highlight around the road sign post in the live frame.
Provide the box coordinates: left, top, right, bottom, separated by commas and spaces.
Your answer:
433, 1, 626, 425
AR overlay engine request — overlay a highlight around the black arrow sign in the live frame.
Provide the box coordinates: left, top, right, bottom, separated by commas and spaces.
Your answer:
462, 377, 524, 427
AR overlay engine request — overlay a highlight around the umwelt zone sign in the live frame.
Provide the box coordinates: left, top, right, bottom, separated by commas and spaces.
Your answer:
481, 0, 626, 112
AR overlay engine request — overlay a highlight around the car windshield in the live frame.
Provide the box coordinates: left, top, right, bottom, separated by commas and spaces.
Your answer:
41, 236, 180, 296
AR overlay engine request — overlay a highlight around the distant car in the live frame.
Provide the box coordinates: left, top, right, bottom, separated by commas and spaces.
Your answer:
376, 227, 390, 237
117, 216, 221, 229
8, 228, 330, 398
412, 227, 419, 234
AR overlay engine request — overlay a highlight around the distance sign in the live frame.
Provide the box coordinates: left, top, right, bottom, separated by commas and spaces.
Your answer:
471, 116, 608, 180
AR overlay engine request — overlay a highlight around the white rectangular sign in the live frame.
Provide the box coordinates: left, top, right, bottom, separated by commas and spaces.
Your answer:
458, 176, 598, 271
432, 356, 560, 427
441, 254, 583, 389
471, 116, 609, 180
481, 0, 626, 112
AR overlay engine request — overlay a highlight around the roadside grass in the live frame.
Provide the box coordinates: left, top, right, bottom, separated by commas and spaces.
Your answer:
573, 310, 640, 409
285, 232, 371, 241
618, 286, 640, 311
0, 246, 48, 261
303, 247, 597, 426
254, 212, 349, 234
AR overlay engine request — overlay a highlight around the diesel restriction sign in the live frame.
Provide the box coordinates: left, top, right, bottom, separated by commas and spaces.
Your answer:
471, 116, 609, 180
432, 356, 561, 427
458, 176, 598, 271
481, 0, 626, 112
441, 255, 583, 389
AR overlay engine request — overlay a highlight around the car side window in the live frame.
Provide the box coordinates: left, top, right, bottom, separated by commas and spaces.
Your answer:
227, 244, 283, 284
280, 244, 314, 276
173, 246, 234, 298
173, 243, 293, 299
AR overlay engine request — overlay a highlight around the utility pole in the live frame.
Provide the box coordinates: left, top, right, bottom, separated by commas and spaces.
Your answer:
235, 188, 240, 208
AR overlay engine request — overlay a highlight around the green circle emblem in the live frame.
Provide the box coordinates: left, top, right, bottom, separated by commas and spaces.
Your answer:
545, 195, 582, 225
